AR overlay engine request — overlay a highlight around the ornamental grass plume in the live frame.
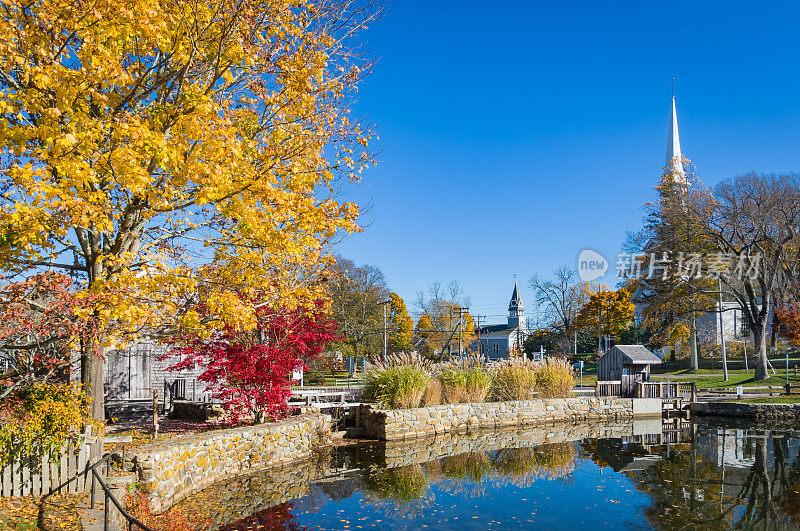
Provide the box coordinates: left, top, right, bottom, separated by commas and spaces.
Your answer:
363, 464, 434, 518
363, 353, 431, 409
440, 451, 493, 482
491, 442, 576, 487
421, 377, 442, 407
436, 353, 493, 404
490, 357, 538, 401
535, 357, 575, 398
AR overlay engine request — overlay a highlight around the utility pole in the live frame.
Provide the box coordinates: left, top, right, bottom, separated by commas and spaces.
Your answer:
574, 330, 577, 358
447, 309, 452, 359
379, 300, 389, 362
476, 315, 485, 361
598, 306, 602, 354
458, 308, 463, 356
718, 278, 729, 381
457, 307, 468, 357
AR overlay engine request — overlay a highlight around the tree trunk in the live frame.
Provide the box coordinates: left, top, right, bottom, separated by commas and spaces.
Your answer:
753, 323, 770, 381
670, 346, 676, 363
81, 345, 105, 458
689, 312, 699, 372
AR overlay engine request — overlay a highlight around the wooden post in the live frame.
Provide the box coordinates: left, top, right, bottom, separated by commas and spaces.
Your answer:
595, 380, 600, 397
691, 382, 697, 403
153, 390, 159, 440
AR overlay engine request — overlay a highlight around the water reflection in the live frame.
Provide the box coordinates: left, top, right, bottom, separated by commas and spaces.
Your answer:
174, 418, 800, 530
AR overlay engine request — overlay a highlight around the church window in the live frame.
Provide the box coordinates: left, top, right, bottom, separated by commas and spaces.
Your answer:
492, 343, 499, 357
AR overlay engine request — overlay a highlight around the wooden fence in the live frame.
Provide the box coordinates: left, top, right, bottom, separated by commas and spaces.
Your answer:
0, 436, 95, 497
635, 381, 697, 402
595, 380, 622, 397
595, 380, 697, 402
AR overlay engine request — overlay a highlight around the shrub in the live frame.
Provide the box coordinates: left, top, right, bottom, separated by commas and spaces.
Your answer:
437, 354, 492, 404
364, 354, 574, 409
363, 353, 430, 409
0, 382, 101, 465
535, 357, 575, 398
490, 358, 537, 401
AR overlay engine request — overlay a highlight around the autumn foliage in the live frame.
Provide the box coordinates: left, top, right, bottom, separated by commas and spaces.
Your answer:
127, 492, 212, 531
776, 304, 800, 348
0, 382, 100, 465
167, 302, 338, 423
0, 272, 101, 399
0, 0, 378, 418
574, 287, 635, 338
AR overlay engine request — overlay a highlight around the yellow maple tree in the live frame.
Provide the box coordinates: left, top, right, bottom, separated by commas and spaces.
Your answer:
0, 0, 379, 418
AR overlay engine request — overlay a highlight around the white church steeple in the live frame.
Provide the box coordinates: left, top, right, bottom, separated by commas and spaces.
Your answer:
507, 281, 524, 328
665, 93, 687, 184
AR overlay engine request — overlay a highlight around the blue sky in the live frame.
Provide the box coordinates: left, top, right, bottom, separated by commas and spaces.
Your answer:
335, 0, 800, 322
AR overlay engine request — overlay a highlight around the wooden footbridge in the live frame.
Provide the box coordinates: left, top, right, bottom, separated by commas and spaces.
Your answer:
289, 387, 363, 410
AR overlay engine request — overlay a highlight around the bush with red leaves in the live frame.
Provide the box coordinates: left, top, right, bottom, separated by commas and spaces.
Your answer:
166, 301, 338, 423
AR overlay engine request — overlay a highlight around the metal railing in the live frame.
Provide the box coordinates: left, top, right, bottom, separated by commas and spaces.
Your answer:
43, 453, 150, 531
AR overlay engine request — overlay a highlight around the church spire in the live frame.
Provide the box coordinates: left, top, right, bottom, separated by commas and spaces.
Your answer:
665, 92, 686, 183
507, 281, 524, 329
508, 281, 523, 314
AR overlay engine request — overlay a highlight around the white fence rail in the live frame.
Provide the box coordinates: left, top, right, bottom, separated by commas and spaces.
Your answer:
0, 436, 94, 497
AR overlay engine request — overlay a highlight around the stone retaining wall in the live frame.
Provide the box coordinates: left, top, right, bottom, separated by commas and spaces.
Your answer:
130, 414, 330, 513
170, 460, 319, 529
362, 397, 662, 440
377, 418, 660, 469
691, 401, 800, 421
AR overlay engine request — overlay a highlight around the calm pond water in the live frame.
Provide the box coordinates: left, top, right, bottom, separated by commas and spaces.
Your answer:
174, 418, 800, 530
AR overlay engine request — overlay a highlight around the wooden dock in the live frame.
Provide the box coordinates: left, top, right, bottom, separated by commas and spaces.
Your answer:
595, 380, 697, 416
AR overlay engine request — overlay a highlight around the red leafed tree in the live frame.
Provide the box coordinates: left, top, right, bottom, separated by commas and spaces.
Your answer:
0, 272, 99, 400
776, 304, 800, 348
168, 301, 338, 423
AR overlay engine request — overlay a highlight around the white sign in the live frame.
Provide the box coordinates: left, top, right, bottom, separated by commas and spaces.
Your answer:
736, 385, 743, 398
292, 367, 303, 381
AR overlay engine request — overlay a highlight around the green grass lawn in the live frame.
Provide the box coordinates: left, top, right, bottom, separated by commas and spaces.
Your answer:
652, 372, 800, 389
737, 395, 800, 404
299, 370, 364, 387
659, 367, 800, 376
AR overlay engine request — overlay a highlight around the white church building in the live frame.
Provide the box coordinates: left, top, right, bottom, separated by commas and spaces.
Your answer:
471, 283, 529, 359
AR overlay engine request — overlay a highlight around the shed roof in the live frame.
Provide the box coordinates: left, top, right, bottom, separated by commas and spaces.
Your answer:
610, 345, 661, 365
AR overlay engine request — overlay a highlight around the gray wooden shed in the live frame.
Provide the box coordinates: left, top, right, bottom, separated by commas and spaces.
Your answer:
597, 345, 661, 397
